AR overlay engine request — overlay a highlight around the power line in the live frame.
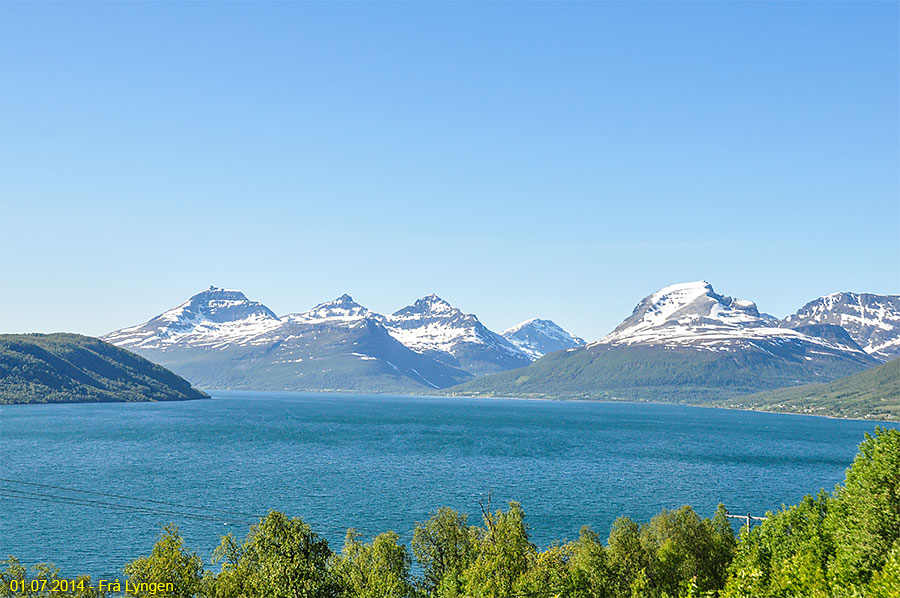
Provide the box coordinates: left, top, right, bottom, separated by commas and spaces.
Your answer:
0, 478, 383, 536
0, 489, 253, 525
0, 478, 262, 518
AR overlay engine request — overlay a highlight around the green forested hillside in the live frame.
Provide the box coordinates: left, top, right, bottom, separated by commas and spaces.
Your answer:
0, 333, 208, 404
725, 357, 900, 420
446, 343, 875, 402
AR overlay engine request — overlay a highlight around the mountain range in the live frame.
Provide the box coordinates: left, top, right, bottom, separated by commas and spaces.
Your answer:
782, 292, 900, 361
103, 287, 582, 392
102, 282, 899, 403
448, 282, 896, 402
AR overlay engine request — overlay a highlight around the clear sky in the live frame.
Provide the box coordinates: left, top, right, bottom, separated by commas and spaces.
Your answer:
1, 1, 898, 341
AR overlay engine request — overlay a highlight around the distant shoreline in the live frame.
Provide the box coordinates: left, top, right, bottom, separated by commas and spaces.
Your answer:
6, 386, 894, 424
204, 388, 900, 424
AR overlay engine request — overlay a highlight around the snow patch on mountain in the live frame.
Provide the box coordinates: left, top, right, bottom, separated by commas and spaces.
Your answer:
592, 281, 869, 356
379, 294, 531, 374
502, 318, 585, 360
103, 287, 542, 382
383, 295, 483, 352
782, 292, 900, 361
287, 294, 372, 323
103, 286, 283, 350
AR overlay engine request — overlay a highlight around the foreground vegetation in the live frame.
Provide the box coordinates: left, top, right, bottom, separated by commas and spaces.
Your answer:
3, 428, 898, 597
0, 334, 208, 404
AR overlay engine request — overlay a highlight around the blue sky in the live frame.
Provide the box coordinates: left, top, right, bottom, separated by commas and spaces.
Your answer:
1, 1, 897, 341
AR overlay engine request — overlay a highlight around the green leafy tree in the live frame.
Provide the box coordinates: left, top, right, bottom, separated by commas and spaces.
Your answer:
0, 558, 98, 598
332, 529, 416, 598
0, 558, 28, 598
462, 501, 535, 598
825, 427, 900, 587
722, 492, 831, 598
123, 524, 203, 598
208, 511, 339, 598
412, 507, 476, 597
722, 428, 900, 597
643, 505, 734, 595
205, 533, 245, 598
606, 505, 734, 598
628, 568, 651, 598
512, 543, 569, 597
607, 516, 650, 596
867, 542, 900, 598
565, 526, 615, 598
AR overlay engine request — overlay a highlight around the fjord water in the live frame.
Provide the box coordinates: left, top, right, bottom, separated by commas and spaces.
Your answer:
1, 392, 895, 578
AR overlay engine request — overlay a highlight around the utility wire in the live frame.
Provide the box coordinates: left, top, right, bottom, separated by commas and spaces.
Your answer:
0, 478, 262, 518
0, 478, 383, 535
0, 489, 254, 525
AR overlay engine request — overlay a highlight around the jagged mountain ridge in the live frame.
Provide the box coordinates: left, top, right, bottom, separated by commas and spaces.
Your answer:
781, 292, 900, 361
449, 281, 881, 402
502, 318, 585, 360
378, 294, 532, 375
105, 290, 473, 392
592, 281, 871, 358
103, 287, 573, 391
103, 282, 896, 399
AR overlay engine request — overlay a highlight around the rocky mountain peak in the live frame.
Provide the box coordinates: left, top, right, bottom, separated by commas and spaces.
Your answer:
392, 294, 457, 318
303, 294, 371, 320
168, 286, 278, 324
102, 287, 281, 349
502, 318, 585, 360
607, 281, 771, 341
782, 292, 900, 360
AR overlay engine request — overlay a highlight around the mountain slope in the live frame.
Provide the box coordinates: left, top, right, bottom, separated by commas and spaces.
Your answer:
104, 290, 472, 392
782, 292, 900, 361
379, 294, 532, 375
103, 286, 283, 350
448, 282, 879, 402
726, 358, 900, 421
502, 318, 585, 360
0, 333, 208, 404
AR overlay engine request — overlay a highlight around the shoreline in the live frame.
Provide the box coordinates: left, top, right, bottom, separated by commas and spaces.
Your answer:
4, 387, 895, 425
208, 387, 899, 424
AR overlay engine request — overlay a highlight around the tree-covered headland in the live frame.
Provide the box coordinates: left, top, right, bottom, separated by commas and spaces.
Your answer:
3, 428, 898, 598
0, 334, 208, 404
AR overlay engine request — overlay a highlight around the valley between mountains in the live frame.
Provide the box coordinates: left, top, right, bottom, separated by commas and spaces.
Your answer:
99, 282, 900, 418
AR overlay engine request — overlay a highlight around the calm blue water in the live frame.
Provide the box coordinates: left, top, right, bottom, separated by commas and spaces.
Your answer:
1, 392, 895, 579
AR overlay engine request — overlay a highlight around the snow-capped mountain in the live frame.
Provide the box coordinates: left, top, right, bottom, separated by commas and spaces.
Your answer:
293, 294, 373, 322
104, 289, 472, 392
782, 292, 900, 361
105, 282, 890, 399
452, 281, 879, 402
379, 294, 532, 375
103, 286, 283, 350
592, 281, 869, 358
103, 287, 552, 391
502, 318, 585, 360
